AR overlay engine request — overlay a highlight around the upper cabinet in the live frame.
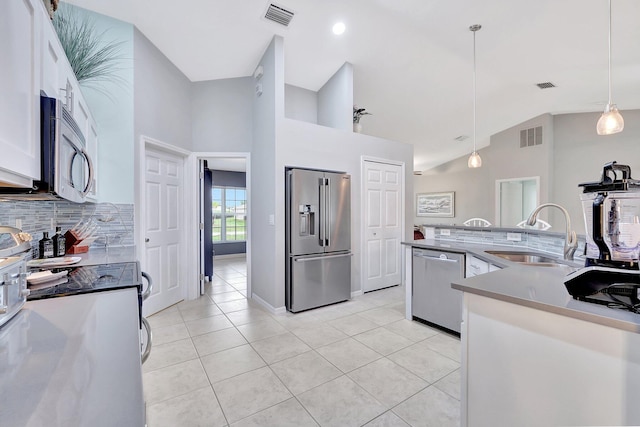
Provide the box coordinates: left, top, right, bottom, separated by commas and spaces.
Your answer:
0, 0, 43, 187
0, 0, 99, 196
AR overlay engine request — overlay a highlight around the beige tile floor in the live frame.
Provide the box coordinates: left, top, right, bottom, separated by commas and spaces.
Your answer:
144, 255, 461, 427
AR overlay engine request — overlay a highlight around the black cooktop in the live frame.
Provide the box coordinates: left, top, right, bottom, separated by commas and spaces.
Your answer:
27, 262, 142, 301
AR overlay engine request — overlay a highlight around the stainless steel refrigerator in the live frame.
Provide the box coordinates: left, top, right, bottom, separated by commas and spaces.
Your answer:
286, 168, 352, 312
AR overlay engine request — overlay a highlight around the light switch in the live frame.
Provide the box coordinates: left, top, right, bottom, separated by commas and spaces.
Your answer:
268, 214, 275, 225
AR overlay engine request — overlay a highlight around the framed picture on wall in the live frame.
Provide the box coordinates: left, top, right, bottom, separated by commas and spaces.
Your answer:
416, 192, 455, 217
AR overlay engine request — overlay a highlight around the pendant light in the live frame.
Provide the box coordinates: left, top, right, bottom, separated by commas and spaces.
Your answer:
596, 0, 624, 135
468, 24, 482, 168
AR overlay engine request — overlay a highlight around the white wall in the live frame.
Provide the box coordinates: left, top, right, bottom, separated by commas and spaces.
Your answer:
133, 28, 191, 151
317, 63, 353, 131
285, 84, 317, 124
191, 77, 254, 152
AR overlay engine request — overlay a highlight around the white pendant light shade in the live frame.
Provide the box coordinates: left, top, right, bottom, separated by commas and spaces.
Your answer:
597, 103, 624, 135
468, 151, 482, 168
597, 0, 624, 135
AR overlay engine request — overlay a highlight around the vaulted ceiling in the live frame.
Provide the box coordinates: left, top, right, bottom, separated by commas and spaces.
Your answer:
66, 0, 640, 171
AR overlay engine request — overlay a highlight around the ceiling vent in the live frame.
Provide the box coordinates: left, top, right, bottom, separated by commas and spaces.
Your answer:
520, 126, 543, 148
264, 3, 295, 26
413, 171, 423, 176
536, 82, 556, 89
454, 135, 469, 142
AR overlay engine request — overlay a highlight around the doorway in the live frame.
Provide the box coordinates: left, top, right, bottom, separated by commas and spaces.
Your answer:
194, 153, 251, 302
362, 158, 405, 292
495, 176, 540, 227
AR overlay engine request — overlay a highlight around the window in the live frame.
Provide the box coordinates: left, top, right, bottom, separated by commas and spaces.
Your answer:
212, 186, 246, 242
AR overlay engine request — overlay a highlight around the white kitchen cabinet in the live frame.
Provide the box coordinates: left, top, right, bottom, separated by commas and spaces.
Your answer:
461, 292, 640, 426
465, 255, 489, 278
466, 254, 501, 277
0, 0, 44, 187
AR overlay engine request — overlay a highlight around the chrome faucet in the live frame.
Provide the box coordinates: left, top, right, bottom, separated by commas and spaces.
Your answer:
526, 203, 578, 261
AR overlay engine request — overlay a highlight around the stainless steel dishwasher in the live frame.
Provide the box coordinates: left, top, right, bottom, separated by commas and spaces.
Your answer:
412, 248, 465, 334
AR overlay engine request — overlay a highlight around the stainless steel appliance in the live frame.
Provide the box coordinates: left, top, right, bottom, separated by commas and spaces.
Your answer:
412, 248, 464, 334
0, 94, 94, 203
0, 226, 32, 328
0, 257, 28, 328
27, 261, 153, 363
286, 168, 351, 312
565, 161, 640, 303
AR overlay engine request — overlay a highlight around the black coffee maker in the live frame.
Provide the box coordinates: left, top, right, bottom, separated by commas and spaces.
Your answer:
564, 162, 640, 301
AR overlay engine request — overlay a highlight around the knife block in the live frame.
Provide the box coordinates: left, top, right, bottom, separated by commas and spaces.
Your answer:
65, 230, 89, 254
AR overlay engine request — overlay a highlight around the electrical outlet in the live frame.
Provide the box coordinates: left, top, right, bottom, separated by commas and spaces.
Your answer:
15, 219, 22, 229
440, 229, 451, 236
507, 232, 522, 242
50, 218, 55, 229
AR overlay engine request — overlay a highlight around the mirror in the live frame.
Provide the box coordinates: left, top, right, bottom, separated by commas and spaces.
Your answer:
495, 177, 539, 227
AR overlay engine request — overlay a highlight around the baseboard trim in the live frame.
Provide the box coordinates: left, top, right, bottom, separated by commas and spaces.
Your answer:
251, 293, 286, 315
351, 290, 364, 298
213, 253, 247, 260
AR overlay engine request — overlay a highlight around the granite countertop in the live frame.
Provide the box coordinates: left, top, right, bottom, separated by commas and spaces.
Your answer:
403, 239, 640, 333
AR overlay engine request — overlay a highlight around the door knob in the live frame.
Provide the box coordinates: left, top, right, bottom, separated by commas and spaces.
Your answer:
145, 238, 150, 242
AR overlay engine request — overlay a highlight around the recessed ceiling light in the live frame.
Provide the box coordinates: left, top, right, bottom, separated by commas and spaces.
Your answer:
332, 22, 346, 35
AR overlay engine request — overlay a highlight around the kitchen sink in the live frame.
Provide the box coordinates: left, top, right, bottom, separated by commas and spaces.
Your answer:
485, 250, 566, 267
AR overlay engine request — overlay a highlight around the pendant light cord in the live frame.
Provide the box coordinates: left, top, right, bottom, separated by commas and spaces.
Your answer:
473, 28, 477, 153
607, 0, 612, 105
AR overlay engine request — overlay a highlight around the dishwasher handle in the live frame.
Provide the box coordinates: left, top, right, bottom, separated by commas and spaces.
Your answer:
414, 253, 460, 263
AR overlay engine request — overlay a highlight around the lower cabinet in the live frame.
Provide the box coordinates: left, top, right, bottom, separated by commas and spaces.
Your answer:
465, 254, 501, 278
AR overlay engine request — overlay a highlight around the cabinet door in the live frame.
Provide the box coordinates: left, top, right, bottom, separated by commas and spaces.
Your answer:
41, 15, 64, 99
0, 0, 43, 186
465, 255, 489, 278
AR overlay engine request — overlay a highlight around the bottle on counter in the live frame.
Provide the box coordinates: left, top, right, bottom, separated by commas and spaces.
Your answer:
53, 226, 66, 257
39, 232, 54, 259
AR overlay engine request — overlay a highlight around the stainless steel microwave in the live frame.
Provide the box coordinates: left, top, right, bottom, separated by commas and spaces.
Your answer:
0, 94, 94, 203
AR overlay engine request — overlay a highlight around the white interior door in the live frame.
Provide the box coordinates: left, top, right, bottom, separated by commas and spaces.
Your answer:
364, 161, 403, 292
143, 147, 185, 315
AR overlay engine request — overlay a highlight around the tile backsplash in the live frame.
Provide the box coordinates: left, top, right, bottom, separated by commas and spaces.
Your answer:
0, 200, 134, 258
421, 225, 586, 260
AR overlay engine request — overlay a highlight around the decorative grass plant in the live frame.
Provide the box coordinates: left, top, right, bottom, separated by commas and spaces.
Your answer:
52, 5, 123, 87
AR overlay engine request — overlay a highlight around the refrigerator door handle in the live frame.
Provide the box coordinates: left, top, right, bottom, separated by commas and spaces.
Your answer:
294, 252, 353, 262
325, 178, 331, 247
319, 179, 325, 247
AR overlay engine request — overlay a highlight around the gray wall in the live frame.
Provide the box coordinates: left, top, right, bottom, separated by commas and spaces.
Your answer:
191, 77, 254, 152
415, 109, 640, 235
133, 28, 192, 151
317, 63, 353, 131
553, 109, 640, 236
250, 36, 281, 307
285, 84, 318, 124
211, 170, 246, 188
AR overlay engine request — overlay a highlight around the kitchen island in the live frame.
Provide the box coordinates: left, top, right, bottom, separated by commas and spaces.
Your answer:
405, 239, 640, 426
453, 265, 640, 427
0, 288, 145, 427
